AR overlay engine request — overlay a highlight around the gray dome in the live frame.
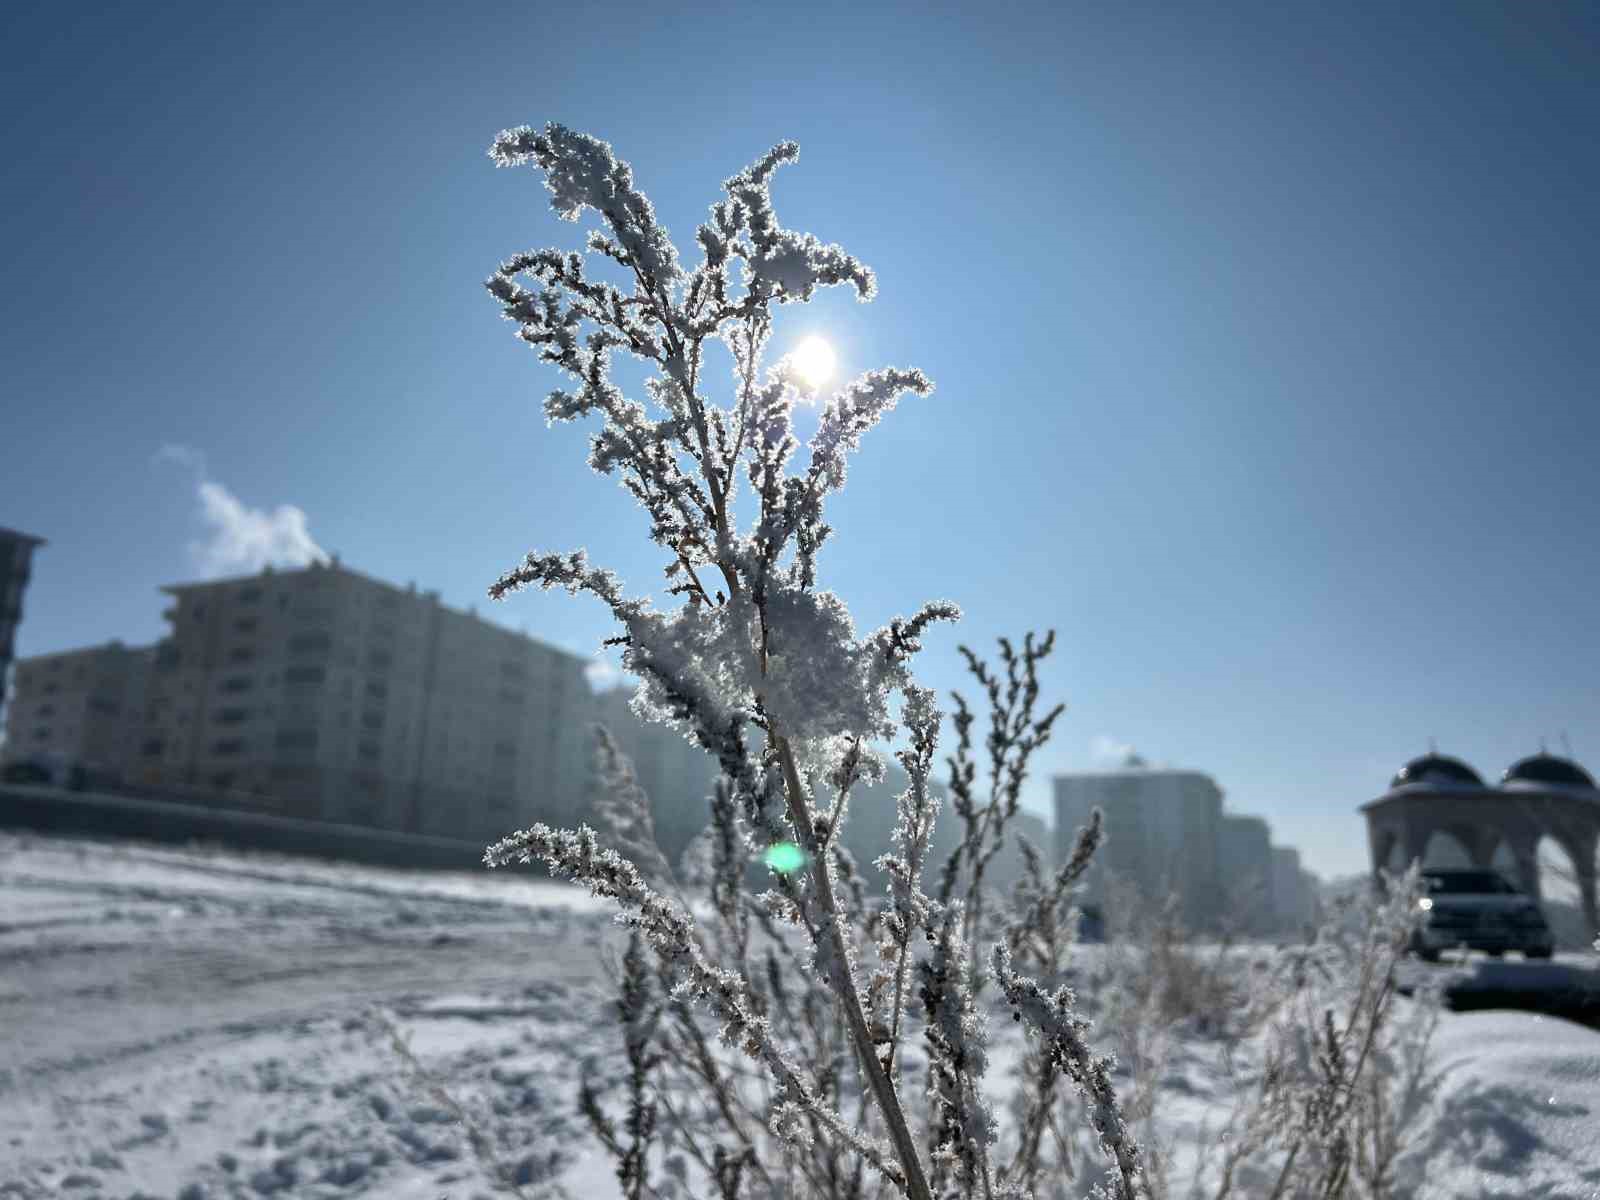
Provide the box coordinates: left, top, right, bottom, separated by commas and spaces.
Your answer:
1501, 753, 1595, 789
1390, 754, 1484, 790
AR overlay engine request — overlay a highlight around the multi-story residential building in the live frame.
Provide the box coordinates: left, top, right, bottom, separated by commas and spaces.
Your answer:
1055, 764, 1224, 933
1, 641, 152, 775
0, 527, 47, 728
132, 558, 592, 839
1218, 814, 1275, 933
1271, 845, 1315, 934
410, 598, 592, 842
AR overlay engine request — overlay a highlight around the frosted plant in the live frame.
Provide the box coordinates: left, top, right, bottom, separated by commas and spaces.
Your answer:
478, 123, 1148, 1200
1198, 865, 1435, 1200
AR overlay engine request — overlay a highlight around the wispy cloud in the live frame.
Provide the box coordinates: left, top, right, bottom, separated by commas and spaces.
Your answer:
585, 655, 623, 693
155, 443, 328, 578
1090, 734, 1140, 766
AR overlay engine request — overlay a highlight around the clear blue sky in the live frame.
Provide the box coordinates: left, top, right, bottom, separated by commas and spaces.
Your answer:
5, 2, 1597, 878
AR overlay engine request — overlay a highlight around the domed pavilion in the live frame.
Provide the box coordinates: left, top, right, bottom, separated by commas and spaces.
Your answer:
1361, 749, 1599, 934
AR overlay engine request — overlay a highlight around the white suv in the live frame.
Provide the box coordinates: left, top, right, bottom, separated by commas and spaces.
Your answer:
1412, 869, 1554, 961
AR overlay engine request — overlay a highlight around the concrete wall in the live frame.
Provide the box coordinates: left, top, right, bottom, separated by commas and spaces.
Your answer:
0, 783, 497, 871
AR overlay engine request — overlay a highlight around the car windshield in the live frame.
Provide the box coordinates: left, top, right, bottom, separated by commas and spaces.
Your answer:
1423, 871, 1519, 895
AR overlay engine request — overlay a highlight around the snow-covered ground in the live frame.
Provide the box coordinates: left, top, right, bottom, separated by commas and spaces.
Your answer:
2, 830, 1598, 1199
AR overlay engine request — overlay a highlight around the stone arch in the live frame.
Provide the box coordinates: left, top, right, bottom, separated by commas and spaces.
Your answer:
1537, 835, 1581, 908
1489, 839, 1518, 880
1374, 827, 1401, 874
1421, 828, 1474, 869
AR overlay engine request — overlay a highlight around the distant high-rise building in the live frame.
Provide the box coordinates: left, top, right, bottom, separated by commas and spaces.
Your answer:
1271, 845, 1314, 934
0, 528, 46, 730
1, 641, 152, 776
1218, 814, 1275, 933
1054, 765, 1224, 932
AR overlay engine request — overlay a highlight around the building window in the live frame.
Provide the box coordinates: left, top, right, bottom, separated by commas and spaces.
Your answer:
228, 648, 256, 664
357, 740, 381, 762
220, 676, 253, 693
89, 696, 120, 715
216, 707, 249, 725
37, 703, 55, 718
234, 618, 259, 634
364, 680, 388, 701
33, 727, 51, 740
368, 649, 393, 672
284, 665, 325, 685
211, 738, 245, 757
238, 587, 263, 604
275, 729, 318, 751
192, 605, 206, 621
141, 738, 164, 757
360, 711, 384, 731
289, 632, 332, 655
211, 772, 236, 789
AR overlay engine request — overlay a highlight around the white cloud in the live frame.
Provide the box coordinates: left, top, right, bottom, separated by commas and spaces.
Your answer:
585, 656, 623, 693
153, 443, 208, 475
1090, 734, 1140, 766
157, 443, 328, 578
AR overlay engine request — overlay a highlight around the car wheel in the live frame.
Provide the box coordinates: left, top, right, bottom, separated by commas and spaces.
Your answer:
1485, 950, 1503, 958
1525, 948, 1553, 960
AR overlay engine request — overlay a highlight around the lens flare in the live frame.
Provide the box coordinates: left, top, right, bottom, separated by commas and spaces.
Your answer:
764, 842, 808, 875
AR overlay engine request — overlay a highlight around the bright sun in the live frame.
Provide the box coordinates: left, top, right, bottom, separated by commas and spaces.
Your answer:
791, 336, 836, 390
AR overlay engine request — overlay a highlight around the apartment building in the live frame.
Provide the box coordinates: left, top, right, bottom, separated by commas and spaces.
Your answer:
1270, 845, 1318, 933
411, 599, 592, 842
1218, 814, 1275, 933
132, 558, 592, 839
0, 527, 47, 723
1055, 765, 1224, 933
2, 641, 153, 774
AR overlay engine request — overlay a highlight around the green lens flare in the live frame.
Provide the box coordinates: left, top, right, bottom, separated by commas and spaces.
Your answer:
764, 842, 808, 874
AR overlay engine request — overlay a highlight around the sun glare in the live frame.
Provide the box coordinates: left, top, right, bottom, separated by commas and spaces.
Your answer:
791, 336, 836, 390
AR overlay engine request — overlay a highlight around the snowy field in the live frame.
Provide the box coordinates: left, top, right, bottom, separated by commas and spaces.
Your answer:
3, 830, 1600, 1199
